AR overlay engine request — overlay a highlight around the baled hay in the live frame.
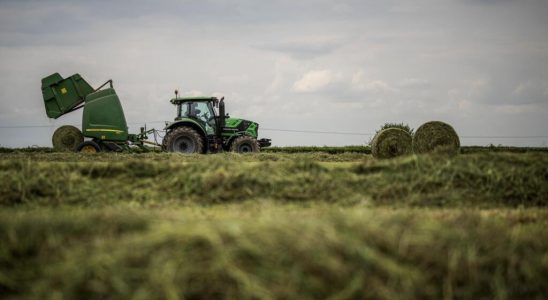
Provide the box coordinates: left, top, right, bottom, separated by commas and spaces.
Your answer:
371, 128, 412, 159
52, 125, 83, 152
412, 121, 460, 155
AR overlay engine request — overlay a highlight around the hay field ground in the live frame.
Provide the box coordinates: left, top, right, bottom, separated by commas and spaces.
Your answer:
1, 149, 547, 299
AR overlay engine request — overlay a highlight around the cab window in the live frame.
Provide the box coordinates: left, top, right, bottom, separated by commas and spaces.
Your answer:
178, 103, 189, 118
190, 102, 215, 134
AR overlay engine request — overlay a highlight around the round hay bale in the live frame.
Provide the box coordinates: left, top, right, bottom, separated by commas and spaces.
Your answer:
371, 128, 413, 159
52, 125, 83, 152
412, 121, 460, 155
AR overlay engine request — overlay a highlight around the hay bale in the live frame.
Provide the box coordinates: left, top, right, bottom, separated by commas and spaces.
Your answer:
412, 121, 460, 155
52, 125, 83, 152
371, 128, 412, 159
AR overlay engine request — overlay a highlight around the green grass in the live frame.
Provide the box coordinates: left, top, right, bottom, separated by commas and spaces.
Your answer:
0, 152, 546, 207
2, 145, 548, 154
263, 145, 371, 154
1, 206, 547, 299
1, 151, 547, 299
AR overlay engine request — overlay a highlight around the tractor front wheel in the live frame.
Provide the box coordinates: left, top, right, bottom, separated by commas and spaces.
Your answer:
230, 136, 260, 153
164, 127, 204, 153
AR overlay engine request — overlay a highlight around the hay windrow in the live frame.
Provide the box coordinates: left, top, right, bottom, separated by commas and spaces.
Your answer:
51, 125, 83, 152
412, 121, 460, 155
371, 128, 413, 159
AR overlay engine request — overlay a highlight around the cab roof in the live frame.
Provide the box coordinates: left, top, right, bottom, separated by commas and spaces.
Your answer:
170, 96, 218, 105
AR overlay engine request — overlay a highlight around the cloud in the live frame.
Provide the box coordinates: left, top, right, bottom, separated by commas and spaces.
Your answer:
457, 78, 548, 106
351, 71, 396, 94
293, 70, 334, 93
512, 80, 548, 104
1, 0, 548, 147
258, 39, 344, 60
398, 78, 431, 89
363, 80, 395, 93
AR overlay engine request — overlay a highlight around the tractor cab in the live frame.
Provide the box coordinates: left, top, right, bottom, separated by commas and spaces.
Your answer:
171, 96, 219, 135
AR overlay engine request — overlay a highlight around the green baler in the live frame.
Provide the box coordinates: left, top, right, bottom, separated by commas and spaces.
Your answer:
41, 73, 150, 152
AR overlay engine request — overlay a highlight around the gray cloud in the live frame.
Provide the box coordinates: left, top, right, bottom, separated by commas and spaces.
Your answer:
258, 40, 345, 60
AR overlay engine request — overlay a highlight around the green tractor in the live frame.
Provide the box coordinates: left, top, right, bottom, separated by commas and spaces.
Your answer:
162, 91, 271, 153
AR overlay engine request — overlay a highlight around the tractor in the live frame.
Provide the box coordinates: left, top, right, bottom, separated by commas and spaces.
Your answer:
162, 91, 271, 153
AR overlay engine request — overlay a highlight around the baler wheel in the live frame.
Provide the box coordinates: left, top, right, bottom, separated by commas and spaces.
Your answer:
230, 136, 260, 153
77, 141, 101, 153
164, 127, 204, 153
52, 125, 84, 152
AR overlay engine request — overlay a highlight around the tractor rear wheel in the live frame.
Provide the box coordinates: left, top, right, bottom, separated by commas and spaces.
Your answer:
77, 141, 101, 153
230, 136, 260, 153
164, 127, 204, 153
52, 125, 84, 152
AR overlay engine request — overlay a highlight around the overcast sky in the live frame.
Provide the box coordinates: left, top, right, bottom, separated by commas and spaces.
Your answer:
1, 0, 547, 147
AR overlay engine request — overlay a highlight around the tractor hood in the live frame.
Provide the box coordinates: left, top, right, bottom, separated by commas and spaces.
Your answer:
224, 117, 259, 138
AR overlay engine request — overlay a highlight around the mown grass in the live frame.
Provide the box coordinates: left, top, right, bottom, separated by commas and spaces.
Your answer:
257, 145, 548, 154
263, 145, 371, 154
0, 152, 546, 207
1, 206, 547, 299
1, 151, 547, 299
3, 145, 547, 155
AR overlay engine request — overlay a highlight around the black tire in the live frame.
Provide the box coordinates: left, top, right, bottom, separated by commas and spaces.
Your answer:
230, 136, 260, 153
52, 125, 84, 152
77, 141, 101, 153
164, 127, 204, 153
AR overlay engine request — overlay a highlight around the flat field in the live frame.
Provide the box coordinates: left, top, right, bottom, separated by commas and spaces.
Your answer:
1, 150, 547, 299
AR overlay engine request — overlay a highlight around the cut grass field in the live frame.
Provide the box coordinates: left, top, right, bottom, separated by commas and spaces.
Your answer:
1, 150, 547, 299
1, 152, 546, 207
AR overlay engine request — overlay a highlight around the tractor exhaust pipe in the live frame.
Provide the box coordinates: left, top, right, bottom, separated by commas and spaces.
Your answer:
218, 97, 225, 139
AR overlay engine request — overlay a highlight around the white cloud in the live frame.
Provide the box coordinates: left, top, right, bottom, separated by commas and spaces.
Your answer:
293, 70, 334, 93
351, 71, 396, 94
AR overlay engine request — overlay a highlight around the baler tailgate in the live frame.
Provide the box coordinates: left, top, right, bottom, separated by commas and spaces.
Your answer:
41, 73, 94, 119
